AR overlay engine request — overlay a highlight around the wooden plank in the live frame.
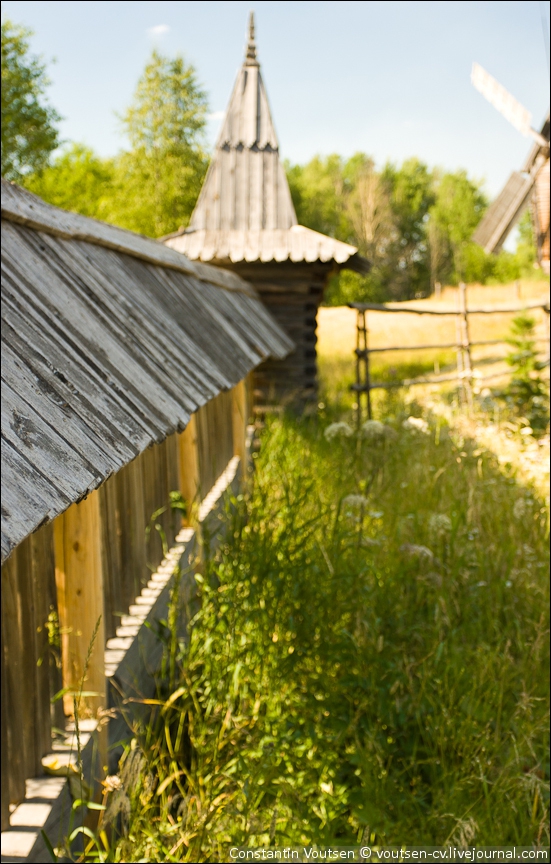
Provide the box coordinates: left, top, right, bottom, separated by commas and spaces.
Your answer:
141, 445, 162, 575
349, 300, 548, 315
1, 553, 28, 807
179, 415, 200, 522
0, 599, 10, 831
30, 523, 56, 763
126, 453, 148, 599
2, 178, 256, 296
53, 492, 106, 718
165, 431, 181, 548
99, 477, 123, 642
232, 380, 248, 463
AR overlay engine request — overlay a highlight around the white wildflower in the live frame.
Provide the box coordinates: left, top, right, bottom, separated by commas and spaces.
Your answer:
399, 543, 435, 563
103, 774, 123, 793
324, 421, 354, 441
342, 494, 369, 509
361, 420, 385, 439
513, 498, 528, 520
428, 513, 452, 536
403, 416, 430, 434
361, 420, 397, 441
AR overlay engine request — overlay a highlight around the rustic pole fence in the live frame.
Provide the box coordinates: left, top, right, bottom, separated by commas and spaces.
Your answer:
350, 293, 550, 417
355, 309, 372, 424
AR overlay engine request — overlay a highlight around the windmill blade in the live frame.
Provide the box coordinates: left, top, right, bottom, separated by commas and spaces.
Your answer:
471, 62, 533, 136
472, 171, 535, 253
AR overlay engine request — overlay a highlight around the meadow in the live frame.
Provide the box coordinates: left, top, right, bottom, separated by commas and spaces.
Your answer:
316, 280, 550, 411
67, 282, 549, 862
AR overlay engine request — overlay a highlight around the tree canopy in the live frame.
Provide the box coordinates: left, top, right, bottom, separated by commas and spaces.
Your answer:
288, 153, 539, 303
22, 49, 209, 238
1, 19, 61, 180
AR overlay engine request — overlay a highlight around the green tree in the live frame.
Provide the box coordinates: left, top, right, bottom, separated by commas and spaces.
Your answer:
105, 50, 209, 237
1, 20, 61, 180
23, 143, 115, 218
286, 154, 353, 241
380, 158, 435, 298
428, 170, 487, 284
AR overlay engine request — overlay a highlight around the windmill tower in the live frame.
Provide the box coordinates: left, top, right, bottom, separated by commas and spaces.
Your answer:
164, 13, 369, 404
470, 63, 550, 274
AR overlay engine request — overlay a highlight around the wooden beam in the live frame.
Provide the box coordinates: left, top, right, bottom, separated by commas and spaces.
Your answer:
53, 491, 106, 719
232, 380, 247, 464
179, 415, 200, 523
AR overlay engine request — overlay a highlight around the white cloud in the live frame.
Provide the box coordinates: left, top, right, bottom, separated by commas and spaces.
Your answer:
208, 111, 225, 121
147, 24, 170, 37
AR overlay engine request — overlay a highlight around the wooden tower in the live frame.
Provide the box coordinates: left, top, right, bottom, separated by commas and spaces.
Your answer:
164, 13, 369, 403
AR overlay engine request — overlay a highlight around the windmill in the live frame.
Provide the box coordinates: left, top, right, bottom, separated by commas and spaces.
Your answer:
471, 62, 550, 274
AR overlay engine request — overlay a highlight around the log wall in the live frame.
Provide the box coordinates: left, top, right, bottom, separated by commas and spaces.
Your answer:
1, 382, 249, 822
221, 261, 333, 404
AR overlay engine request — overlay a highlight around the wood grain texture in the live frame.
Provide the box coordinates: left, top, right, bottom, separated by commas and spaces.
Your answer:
1, 200, 292, 562
1, 178, 255, 296
179, 415, 200, 521
53, 492, 106, 718
1, 523, 56, 811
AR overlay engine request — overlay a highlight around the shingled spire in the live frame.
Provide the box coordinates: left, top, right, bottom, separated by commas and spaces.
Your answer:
184, 12, 297, 234
165, 13, 368, 404
245, 10, 258, 65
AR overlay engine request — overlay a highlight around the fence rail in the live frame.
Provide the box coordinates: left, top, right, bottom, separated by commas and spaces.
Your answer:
349, 285, 550, 420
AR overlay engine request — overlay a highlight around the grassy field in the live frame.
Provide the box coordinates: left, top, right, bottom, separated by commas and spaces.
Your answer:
317, 280, 550, 411
88, 407, 550, 862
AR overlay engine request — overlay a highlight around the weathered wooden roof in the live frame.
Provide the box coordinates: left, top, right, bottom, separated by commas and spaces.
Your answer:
1, 180, 293, 563
164, 14, 367, 272
473, 111, 550, 258
167, 225, 367, 266
472, 171, 534, 253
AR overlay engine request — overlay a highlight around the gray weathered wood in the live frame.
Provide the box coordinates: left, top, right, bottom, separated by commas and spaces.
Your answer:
1, 186, 292, 563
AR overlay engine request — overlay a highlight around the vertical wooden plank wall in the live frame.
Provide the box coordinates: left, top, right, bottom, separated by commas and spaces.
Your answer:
1, 523, 56, 811
54, 491, 106, 718
2, 389, 244, 822
195, 390, 235, 494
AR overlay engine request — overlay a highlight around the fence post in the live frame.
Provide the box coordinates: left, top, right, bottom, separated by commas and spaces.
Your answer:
455, 293, 465, 400
459, 282, 473, 405
355, 310, 372, 423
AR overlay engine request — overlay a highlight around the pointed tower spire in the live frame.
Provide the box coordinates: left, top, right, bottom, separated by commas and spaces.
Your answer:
245, 11, 259, 65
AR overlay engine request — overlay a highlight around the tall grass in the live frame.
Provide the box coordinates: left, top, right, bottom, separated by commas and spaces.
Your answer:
102, 401, 549, 862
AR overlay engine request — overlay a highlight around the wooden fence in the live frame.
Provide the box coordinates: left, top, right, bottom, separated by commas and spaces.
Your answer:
1, 379, 250, 830
350, 284, 550, 420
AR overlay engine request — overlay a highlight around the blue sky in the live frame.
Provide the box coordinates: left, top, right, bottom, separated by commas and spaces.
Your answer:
2, 1, 550, 199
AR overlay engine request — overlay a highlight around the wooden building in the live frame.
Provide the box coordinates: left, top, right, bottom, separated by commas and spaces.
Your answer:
473, 112, 550, 275
1, 178, 291, 848
164, 13, 369, 402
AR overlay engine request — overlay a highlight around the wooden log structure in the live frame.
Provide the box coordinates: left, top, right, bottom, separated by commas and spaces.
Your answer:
163, 13, 369, 405
1, 178, 291, 840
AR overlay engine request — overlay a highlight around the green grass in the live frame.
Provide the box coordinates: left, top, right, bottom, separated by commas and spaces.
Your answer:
96, 398, 550, 862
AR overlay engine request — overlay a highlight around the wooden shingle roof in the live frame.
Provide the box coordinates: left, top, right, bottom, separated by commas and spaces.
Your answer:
164, 14, 368, 273
1, 180, 293, 562
473, 111, 550, 261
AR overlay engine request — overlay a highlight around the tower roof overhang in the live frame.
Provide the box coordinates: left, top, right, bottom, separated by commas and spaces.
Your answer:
163, 13, 370, 276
